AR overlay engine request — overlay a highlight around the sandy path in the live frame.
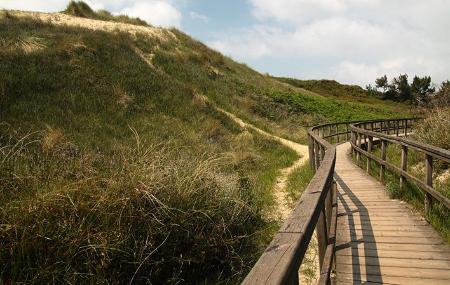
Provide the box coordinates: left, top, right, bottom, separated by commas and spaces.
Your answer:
216, 108, 309, 220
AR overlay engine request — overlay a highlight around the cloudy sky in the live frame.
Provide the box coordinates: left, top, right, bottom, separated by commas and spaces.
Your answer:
1, 0, 450, 87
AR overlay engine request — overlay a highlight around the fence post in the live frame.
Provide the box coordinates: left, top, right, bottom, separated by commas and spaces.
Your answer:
404, 120, 408, 136
380, 140, 387, 183
316, 205, 328, 269
335, 124, 339, 143
309, 135, 316, 171
356, 133, 361, 162
396, 120, 400, 136
367, 136, 373, 174
400, 145, 408, 190
314, 141, 320, 170
346, 124, 349, 141
326, 181, 335, 232
425, 154, 433, 214
329, 125, 333, 144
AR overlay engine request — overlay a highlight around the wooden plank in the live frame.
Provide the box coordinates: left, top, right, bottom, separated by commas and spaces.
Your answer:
336, 248, 450, 260
336, 273, 450, 285
336, 255, 450, 269
336, 229, 442, 239
336, 263, 450, 279
335, 241, 450, 252
337, 235, 444, 245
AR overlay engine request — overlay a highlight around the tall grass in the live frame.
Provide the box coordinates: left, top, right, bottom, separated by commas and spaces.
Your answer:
414, 107, 450, 150
0, 8, 408, 282
0, 126, 290, 283
64, 1, 149, 26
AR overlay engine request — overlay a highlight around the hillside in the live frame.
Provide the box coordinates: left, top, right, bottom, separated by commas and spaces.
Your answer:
0, 4, 409, 284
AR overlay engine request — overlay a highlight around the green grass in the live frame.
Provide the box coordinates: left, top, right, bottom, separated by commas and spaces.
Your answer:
0, 15, 298, 284
0, 6, 411, 283
285, 160, 315, 205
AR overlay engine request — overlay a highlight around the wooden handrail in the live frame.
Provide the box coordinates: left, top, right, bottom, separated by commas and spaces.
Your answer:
350, 118, 450, 214
242, 122, 339, 284
242, 117, 449, 284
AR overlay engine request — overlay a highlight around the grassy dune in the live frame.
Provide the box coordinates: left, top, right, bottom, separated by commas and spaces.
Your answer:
0, 6, 409, 284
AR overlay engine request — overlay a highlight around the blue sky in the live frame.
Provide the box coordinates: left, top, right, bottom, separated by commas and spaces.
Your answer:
2, 0, 450, 87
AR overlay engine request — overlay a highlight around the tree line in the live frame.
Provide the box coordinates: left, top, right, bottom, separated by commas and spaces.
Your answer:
366, 74, 450, 107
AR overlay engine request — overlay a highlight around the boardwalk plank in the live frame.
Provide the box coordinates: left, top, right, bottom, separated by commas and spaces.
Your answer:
334, 143, 450, 284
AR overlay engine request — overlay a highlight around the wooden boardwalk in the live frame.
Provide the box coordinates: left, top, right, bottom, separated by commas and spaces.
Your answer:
335, 142, 450, 285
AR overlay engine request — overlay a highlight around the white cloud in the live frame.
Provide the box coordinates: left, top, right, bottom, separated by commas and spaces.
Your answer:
189, 11, 209, 22
0, 0, 182, 28
0, 0, 66, 12
210, 0, 450, 86
119, 1, 181, 27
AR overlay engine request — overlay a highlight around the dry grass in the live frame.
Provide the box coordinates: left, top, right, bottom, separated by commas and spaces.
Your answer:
414, 107, 450, 150
0, 128, 270, 284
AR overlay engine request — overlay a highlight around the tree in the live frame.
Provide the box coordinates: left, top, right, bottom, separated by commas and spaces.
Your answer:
392, 74, 412, 102
375, 75, 389, 92
365, 84, 381, 97
433, 80, 450, 106
411, 76, 435, 106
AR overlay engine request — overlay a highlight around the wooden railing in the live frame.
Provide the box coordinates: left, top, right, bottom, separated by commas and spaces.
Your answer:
350, 118, 450, 213
242, 117, 450, 284
242, 121, 347, 285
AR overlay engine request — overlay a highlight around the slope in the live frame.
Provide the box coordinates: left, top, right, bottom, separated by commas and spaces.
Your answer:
0, 6, 409, 284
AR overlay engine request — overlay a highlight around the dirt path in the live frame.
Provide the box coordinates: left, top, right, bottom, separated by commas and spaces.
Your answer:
216, 108, 309, 220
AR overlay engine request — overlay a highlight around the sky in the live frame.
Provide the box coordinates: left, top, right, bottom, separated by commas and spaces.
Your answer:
1, 0, 450, 87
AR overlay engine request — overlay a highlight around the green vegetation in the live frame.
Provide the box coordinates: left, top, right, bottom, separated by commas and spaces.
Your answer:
369, 74, 450, 107
64, 1, 149, 26
277, 78, 370, 99
0, 14, 299, 284
0, 3, 411, 283
285, 161, 315, 205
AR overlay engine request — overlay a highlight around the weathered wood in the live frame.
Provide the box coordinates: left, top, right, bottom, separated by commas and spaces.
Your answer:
245, 118, 448, 285
242, 128, 335, 284
425, 154, 433, 214
400, 144, 408, 190
366, 136, 373, 174
380, 140, 386, 182
317, 207, 328, 268
335, 141, 450, 285
351, 145, 450, 209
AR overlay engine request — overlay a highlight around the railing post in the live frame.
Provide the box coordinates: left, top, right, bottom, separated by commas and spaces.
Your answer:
346, 124, 349, 141
380, 140, 386, 183
309, 135, 316, 171
314, 141, 320, 170
404, 120, 408, 137
317, 206, 328, 269
425, 154, 433, 214
356, 133, 361, 162
367, 136, 373, 174
400, 145, 408, 190
329, 125, 332, 143
326, 182, 335, 232
396, 120, 400, 136
335, 124, 339, 143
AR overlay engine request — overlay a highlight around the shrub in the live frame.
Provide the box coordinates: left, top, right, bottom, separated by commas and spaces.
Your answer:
414, 107, 450, 150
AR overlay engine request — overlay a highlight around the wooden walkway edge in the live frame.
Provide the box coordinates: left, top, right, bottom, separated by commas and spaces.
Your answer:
335, 142, 450, 285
